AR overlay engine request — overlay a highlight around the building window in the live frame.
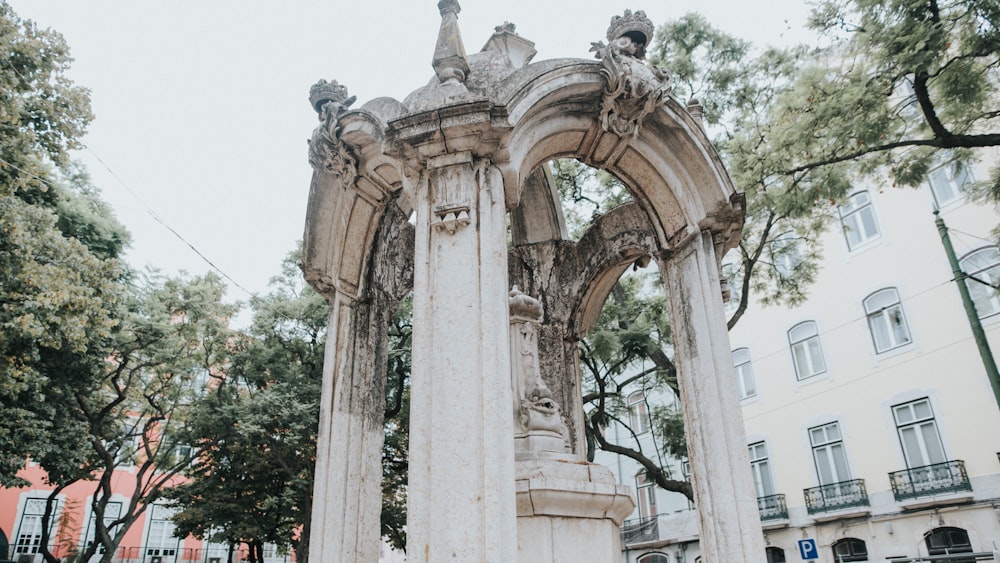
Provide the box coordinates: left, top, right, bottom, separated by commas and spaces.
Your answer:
893, 398, 946, 468
145, 504, 179, 563
766, 547, 787, 563
635, 472, 658, 518
14, 498, 54, 555
788, 321, 826, 380
810, 422, 851, 485
864, 288, 912, 353
926, 527, 974, 558
769, 230, 802, 277
832, 538, 868, 562
732, 348, 756, 399
83, 501, 122, 559
748, 442, 775, 498
839, 191, 880, 250
959, 247, 1000, 319
928, 161, 973, 207
628, 391, 650, 434
637, 554, 671, 563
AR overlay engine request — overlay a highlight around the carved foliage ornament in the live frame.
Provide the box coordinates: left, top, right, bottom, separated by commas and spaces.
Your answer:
307, 79, 359, 181
590, 10, 672, 139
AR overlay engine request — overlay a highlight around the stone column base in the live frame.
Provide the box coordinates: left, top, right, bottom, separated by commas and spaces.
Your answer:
515, 458, 635, 562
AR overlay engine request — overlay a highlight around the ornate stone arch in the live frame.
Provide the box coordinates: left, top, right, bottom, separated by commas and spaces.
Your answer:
302, 6, 762, 562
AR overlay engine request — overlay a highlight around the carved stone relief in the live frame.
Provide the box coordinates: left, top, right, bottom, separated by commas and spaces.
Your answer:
307, 79, 359, 181
591, 10, 673, 138
509, 286, 569, 456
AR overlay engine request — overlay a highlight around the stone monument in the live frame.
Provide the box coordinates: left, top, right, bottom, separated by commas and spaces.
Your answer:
302, 3, 765, 561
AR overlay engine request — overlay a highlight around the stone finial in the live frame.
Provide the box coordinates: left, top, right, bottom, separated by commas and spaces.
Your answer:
606, 9, 654, 59
432, 0, 471, 85
308, 79, 356, 114
687, 97, 705, 125
495, 21, 516, 34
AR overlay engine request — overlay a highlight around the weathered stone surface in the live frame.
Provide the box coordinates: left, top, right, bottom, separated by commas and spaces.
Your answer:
302, 4, 761, 562
307, 203, 413, 563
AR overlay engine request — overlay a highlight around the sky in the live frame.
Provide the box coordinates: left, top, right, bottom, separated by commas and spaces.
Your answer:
12, 0, 818, 318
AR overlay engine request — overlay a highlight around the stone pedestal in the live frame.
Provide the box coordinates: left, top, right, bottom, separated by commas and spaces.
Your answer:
515, 458, 635, 562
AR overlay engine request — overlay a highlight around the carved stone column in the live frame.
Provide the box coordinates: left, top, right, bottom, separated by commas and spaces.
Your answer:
307, 204, 412, 563
406, 153, 517, 562
663, 231, 766, 562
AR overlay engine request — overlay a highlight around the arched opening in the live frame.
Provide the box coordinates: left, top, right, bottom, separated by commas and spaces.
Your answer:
637, 553, 671, 563
831, 537, 868, 562
766, 546, 786, 563
925, 527, 974, 561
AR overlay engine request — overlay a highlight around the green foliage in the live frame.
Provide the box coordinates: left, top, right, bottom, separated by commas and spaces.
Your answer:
771, 0, 1000, 192
651, 406, 688, 459
550, 159, 631, 238
168, 251, 322, 562
0, 2, 92, 178
381, 297, 412, 552
0, 167, 125, 489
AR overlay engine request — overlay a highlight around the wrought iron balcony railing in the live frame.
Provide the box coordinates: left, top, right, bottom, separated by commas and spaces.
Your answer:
620, 515, 659, 545
756, 493, 788, 521
889, 459, 972, 502
803, 479, 869, 514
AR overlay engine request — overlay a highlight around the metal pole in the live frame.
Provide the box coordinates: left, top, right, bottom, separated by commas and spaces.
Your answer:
934, 210, 1000, 411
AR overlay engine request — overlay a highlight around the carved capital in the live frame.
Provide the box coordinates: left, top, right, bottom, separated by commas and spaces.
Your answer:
427, 152, 475, 235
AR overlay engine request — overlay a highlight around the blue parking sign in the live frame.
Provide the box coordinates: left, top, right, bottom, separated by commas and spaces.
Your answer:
798, 538, 818, 560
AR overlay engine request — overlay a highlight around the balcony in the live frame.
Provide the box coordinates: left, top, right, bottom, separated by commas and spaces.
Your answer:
803, 479, 870, 519
620, 515, 659, 545
756, 494, 788, 521
889, 460, 973, 508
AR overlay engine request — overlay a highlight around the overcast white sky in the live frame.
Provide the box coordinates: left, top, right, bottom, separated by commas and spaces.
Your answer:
13, 0, 817, 315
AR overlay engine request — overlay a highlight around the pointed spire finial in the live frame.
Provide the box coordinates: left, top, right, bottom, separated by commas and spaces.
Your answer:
433, 0, 470, 85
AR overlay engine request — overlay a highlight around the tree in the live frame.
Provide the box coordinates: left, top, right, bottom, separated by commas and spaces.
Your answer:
0, 2, 130, 490
40, 272, 236, 563
381, 297, 412, 552
167, 253, 323, 563
770, 0, 999, 200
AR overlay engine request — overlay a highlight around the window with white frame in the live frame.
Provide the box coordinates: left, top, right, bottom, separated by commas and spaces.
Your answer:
680, 460, 695, 509
809, 422, 851, 486
864, 288, 912, 353
262, 544, 286, 563
14, 498, 55, 555
959, 246, 1000, 319
144, 504, 179, 563
788, 321, 826, 380
766, 546, 787, 563
927, 161, 973, 208
769, 230, 802, 277
838, 191, 880, 250
748, 442, 775, 498
732, 348, 756, 399
627, 391, 650, 434
635, 472, 658, 518
82, 501, 122, 562
893, 398, 946, 468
